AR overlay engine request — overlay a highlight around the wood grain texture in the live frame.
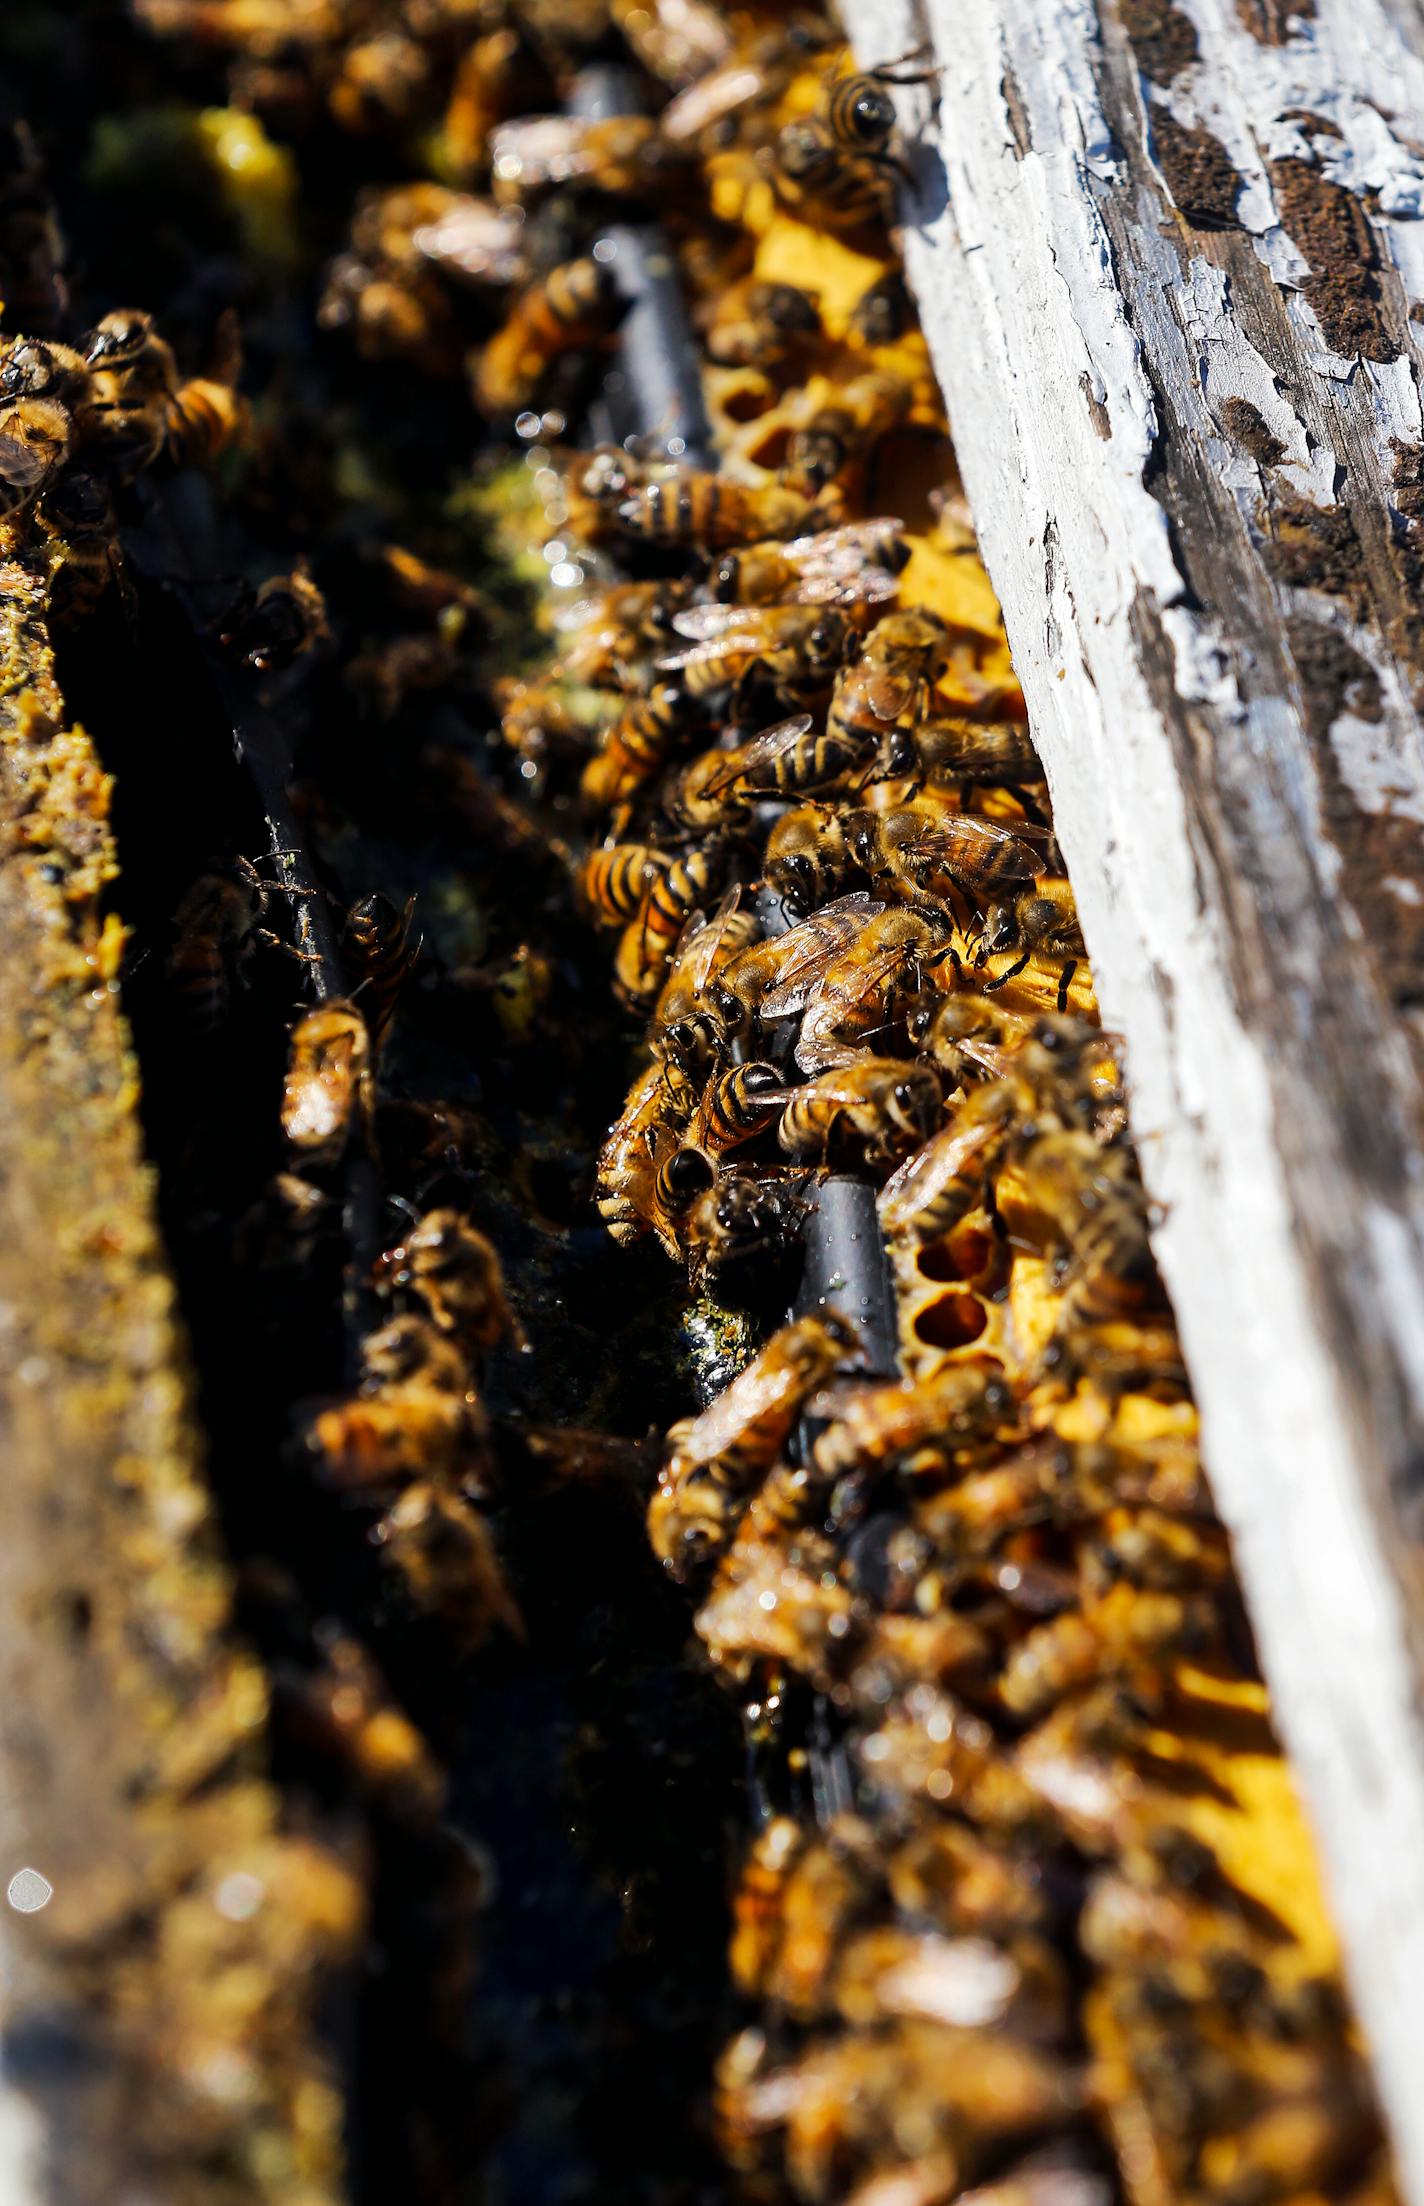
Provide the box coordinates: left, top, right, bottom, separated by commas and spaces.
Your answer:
837, 0, 1424, 2189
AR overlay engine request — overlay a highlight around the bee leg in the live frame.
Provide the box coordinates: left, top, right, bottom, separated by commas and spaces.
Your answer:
251, 928, 325, 968
1056, 958, 1078, 1015
872, 41, 937, 79
980, 952, 1030, 994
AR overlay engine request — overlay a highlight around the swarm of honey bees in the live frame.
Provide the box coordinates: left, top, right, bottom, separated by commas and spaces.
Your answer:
0, 0, 1399, 2201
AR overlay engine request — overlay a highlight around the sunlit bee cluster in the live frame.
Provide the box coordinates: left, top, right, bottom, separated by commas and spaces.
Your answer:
476, 17, 1396, 2206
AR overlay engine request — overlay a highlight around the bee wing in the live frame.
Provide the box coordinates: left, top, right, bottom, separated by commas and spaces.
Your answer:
784, 517, 906, 574
794, 567, 900, 610
878, 1114, 1003, 1235
490, 116, 588, 188
412, 198, 526, 285
0, 418, 59, 494
680, 1340, 809, 1462
697, 713, 813, 798
902, 815, 1045, 882
757, 890, 886, 1018
661, 62, 765, 141
669, 603, 763, 641
688, 882, 745, 991
863, 666, 919, 722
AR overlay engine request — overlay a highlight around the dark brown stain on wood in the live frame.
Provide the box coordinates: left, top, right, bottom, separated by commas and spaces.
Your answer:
1239, 0, 1317, 43
1220, 398, 1286, 467
1119, 0, 1199, 82
1269, 158, 1401, 361
1288, 614, 1383, 736
1280, 107, 1343, 142
1001, 63, 1031, 158
1392, 439, 1424, 520
1260, 486, 1371, 619
1149, 108, 1244, 227
1080, 370, 1113, 439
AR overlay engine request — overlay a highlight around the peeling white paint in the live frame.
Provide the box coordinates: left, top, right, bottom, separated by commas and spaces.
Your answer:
847, 0, 1424, 2194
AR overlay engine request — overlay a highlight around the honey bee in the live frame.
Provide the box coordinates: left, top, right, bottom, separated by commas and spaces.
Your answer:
648, 1312, 857, 1572
0, 123, 67, 334
555, 577, 691, 685
339, 892, 419, 1057
595, 1056, 695, 1245
658, 602, 851, 704
708, 515, 908, 609
327, 29, 435, 136
1001, 1580, 1219, 1719
768, 905, 951, 1072
813, 1364, 1008, 1479
610, 0, 733, 87
0, 396, 70, 516
581, 842, 670, 928
976, 880, 1085, 1010
689, 1062, 784, 1153
167, 854, 318, 1029
472, 253, 622, 416
706, 279, 820, 368
305, 1316, 484, 1494
692, 889, 885, 1053
827, 606, 952, 764
81, 308, 245, 476
282, 1000, 374, 1167
906, 712, 1046, 787
783, 371, 913, 494
615, 468, 827, 551
716, 2018, 1074, 2202
387, 1209, 522, 1362
775, 1055, 942, 1167
845, 805, 1048, 912
1013, 1130, 1157, 1341
773, 111, 897, 231
764, 800, 854, 912
613, 843, 723, 1008
849, 267, 914, 347
0, 336, 89, 407
670, 714, 874, 836
222, 567, 332, 675
581, 680, 698, 810
877, 1080, 1024, 1242
682, 1166, 808, 1277
650, 889, 762, 1070
489, 114, 693, 209
32, 467, 126, 624
731, 1813, 881, 2015
372, 1479, 522, 1655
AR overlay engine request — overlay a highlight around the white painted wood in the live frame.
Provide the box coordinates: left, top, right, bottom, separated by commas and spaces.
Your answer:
838, 0, 1424, 2193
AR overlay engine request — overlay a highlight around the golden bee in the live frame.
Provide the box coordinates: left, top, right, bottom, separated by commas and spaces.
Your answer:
595, 1056, 695, 1246
707, 514, 907, 608
167, 854, 318, 1030
668, 713, 873, 837
877, 1079, 1024, 1243
650, 889, 763, 1070
782, 370, 913, 495
657, 601, 851, 706
613, 844, 724, 1010
281, 999, 374, 1167
387, 1208, 523, 1362
305, 1315, 484, 1495
647, 1312, 857, 1573
813, 1364, 1009, 1480
615, 467, 829, 552
372, 1479, 522, 1655
0, 395, 70, 516
768, 904, 951, 1073
705, 278, 820, 369
472, 253, 622, 417
775, 1054, 942, 1167
975, 879, 1085, 1010
848, 266, 914, 346
488, 113, 693, 209
690, 888, 885, 1054
689, 1062, 784, 1155
81, 307, 246, 476
581, 680, 698, 811
580, 841, 670, 928
222, 567, 332, 675
339, 891, 419, 1057
32, 467, 126, 623
681, 1166, 808, 1278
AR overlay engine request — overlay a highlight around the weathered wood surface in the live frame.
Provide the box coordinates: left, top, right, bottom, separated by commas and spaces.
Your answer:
839, 0, 1424, 2190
